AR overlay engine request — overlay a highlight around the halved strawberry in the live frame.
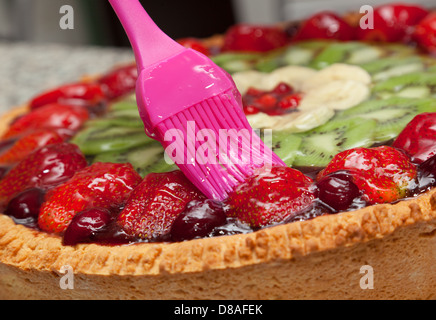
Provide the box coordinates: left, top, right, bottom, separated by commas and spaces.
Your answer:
0, 129, 64, 165
29, 82, 105, 110
2, 103, 89, 140
97, 64, 138, 100
177, 37, 211, 56
0, 143, 87, 210
392, 112, 436, 164
226, 166, 316, 228
318, 146, 417, 204
357, 3, 429, 42
117, 170, 206, 240
222, 24, 289, 52
413, 11, 436, 55
294, 11, 355, 41
38, 162, 142, 233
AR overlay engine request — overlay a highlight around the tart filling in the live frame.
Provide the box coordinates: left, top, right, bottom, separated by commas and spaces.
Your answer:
1, 3, 436, 249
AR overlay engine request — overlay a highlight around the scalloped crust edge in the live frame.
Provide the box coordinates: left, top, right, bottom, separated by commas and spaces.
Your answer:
0, 107, 435, 299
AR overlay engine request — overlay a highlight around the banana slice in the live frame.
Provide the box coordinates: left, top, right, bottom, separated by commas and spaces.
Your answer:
232, 66, 317, 94
235, 64, 371, 133
299, 80, 370, 111
276, 106, 335, 132
259, 66, 317, 91
247, 106, 334, 133
301, 63, 371, 92
232, 70, 264, 95
246, 112, 283, 130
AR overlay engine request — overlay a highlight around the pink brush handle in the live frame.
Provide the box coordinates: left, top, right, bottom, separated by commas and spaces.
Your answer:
108, 0, 184, 70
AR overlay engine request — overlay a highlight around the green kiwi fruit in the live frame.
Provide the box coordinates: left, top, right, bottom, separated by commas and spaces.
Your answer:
270, 131, 302, 166
85, 116, 144, 129
309, 42, 367, 69
334, 97, 436, 142
110, 97, 137, 111
359, 56, 425, 82
92, 143, 177, 177
291, 117, 377, 167
71, 125, 154, 156
345, 45, 386, 65
372, 72, 436, 99
282, 46, 317, 66
212, 52, 264, 73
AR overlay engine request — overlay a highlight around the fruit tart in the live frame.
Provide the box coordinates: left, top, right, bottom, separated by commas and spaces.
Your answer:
1, 2, 436, 300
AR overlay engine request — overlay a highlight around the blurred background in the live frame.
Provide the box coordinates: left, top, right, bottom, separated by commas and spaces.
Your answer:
1, 0, 435, 46
0, 0, 435, 110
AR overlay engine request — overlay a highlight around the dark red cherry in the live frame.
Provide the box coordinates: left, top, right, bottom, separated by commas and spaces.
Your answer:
170, 199, 227, 242
316, 170, 362, 212
4, 188, 45, 219
63, 208, 113, 246
415, 154, 436, 193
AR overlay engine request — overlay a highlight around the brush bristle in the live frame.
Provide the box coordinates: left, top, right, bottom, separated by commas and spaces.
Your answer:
155, 89, 286, 200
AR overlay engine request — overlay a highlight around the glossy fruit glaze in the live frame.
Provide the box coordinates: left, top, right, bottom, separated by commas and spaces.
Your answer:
242, 82, 302, 116
2, 2, 436, 247
4, 145, 436, 246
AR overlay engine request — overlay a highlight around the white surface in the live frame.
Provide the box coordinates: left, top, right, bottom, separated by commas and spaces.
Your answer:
0, 41, 134, 113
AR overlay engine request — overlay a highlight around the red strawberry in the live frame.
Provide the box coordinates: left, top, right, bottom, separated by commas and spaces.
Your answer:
177, 37, 211, 56
413, 12, 436, 55
0, 129, 64, 165
392, 112, 436, 164
29, 82, 105, 110
97, 64, 138, 100
222, 24, 289, 52
318, 146, 417, 204
294, 11, 355, 41
226, 166, 316, 228
0, 142, 87, 209
38, 162, 142, 233
357, 3, 429, 42
117, 170, 206, 240
2, 103, 89, 140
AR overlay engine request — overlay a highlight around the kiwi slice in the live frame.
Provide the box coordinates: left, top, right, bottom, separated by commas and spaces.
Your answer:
71, 125, 154, 156
282, 46, 316, 66
295, 40, 333, 50
92, 144, 177, 177
85, 116, 144, 129
345, 45, 386, 65
359, 56, 425, 82
212, 52, 264, 73
270, 131, 302, 166
309, 42, 366, 69
255, 48, 289, 73
110, 97, 137, 111
335, 97, 436, 142
291, 117, 377, 167
372, 72, 436, 98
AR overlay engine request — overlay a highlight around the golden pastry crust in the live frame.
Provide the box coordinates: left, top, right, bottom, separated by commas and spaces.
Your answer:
0, 179, 435, 299
0, 106, 435, 300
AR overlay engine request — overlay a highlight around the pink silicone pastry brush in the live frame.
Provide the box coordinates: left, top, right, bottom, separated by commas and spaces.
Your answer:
108, 0, 286, 200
